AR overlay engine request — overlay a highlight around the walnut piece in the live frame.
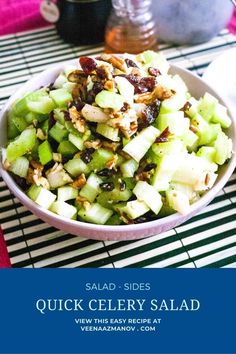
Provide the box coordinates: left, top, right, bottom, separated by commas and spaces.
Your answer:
99, 54, 128, 73
69, 106, 86, 133
71, 173, 86, 189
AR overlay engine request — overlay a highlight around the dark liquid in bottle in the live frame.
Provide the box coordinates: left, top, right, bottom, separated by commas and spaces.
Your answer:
56, 0, 112, 45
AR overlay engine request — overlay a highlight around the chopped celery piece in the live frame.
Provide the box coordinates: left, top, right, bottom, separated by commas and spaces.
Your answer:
181, 130, 198, 151
191, 114, 216, 146
30, 139, 40, 160
95, 90, 125, 111
213, 131, 232, 165
79, 173, 102, 202
106, 214, 122, 225
57, 186, 78, 201
68, 133, 83, 150
114, 76, 134, 104
78, 202, 113, 225
6, 128, 36, 163
47, 165, 73, 189
166, 189, 190, 215
27, 96, 55, 114
25, 112, 40, 124
64, 158, 89, 177
197, 146, 216, 163
198, 92, 218, 122
38, 140, 53, 165
212, 103, 231, 128
87, 148, 114, 171
120, 159, 139, 177
50, 201, 77, 219
152, 139, 184, 158
133, 181, 163, 214
170, 182, 197, 202
40, 119, 49, 135
9, 156, 29, 178
49, 89, 72, 108
122, 199, 150, 219
11, 115, 28, 132
13, 90, 49, 115
97, 188, 132, 209
7, 112, 20, 139
151, 154, 181, 191
53, 73, 67, 88
123, 126, 160, 162
49, 122, 68, 143
161, 93, 187, 113
27, 185, 56, 209
172, 154, 217, 190
137, 51, 169, 74
156, 112, 189, 136
53, 109, 66, 125
57, 140, 78, 156
96, 123, 120, 142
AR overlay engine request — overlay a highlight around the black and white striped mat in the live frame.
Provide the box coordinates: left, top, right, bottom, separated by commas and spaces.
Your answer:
0, 26, 236, 268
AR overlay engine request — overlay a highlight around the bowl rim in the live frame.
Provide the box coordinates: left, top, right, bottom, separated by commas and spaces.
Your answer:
0, 59, 236, 235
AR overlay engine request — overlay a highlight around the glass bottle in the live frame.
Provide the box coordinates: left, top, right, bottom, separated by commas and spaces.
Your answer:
105, 0, 157, 54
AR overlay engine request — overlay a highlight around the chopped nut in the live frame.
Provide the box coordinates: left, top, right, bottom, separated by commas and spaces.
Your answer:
76, 195, 91, 210
26, 167, 34, 185
33, 175, 50, 189
52, 153, 62, 163
104, 80, 116, 91
99, 54, 128, 73
69, 106, 86, 133
36, 128, 47, 141
134, 84, 173, 104
205, 173, 210, 186
190, 124, 198, 133
106, 155, 118, 169
96, 64, 113, 80
3, 159, 10, 170
102, 141, 120, 152
71, 173, 86, 189
67, 70, 87, 83
83, 140, 102, 149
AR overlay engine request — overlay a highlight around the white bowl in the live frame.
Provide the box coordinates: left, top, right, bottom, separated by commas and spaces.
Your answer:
0, 61, 236, 241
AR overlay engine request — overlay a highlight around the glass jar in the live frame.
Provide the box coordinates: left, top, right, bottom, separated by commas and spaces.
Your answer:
105, 0, 157, 54
56, 0, 112, 45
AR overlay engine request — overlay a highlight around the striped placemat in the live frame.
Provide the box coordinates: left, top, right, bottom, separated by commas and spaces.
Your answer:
0, 26, 236, 268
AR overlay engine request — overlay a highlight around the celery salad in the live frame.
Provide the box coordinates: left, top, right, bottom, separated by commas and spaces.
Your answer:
2, 51, 233, 225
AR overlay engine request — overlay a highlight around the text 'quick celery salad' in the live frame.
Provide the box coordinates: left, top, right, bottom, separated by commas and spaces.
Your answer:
2, 51, 233, 225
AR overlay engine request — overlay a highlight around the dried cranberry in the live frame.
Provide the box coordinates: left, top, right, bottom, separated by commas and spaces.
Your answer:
139, 77, 156, 91
100, 182, 115, 192
48, 111, 56, 129
134, 216, 148, 224
79, 57, 97, 75
139, 99, 161, 130
143, 163, 157, 172
125, 58, 138, 68
155, 127, 171, 143
97, 168, 116, 177
80, 148, 95, 164
148, 67, 161, 76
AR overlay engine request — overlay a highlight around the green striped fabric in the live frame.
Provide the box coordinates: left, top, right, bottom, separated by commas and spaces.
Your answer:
0, 27, 235, 268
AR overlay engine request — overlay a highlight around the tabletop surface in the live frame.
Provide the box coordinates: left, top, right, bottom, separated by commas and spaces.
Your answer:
0, 26, 236, 268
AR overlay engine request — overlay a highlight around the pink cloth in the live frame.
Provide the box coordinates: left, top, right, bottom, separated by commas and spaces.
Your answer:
0, 0, 48, 35
228, 8, 236, 34
0, 228, 11, 268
